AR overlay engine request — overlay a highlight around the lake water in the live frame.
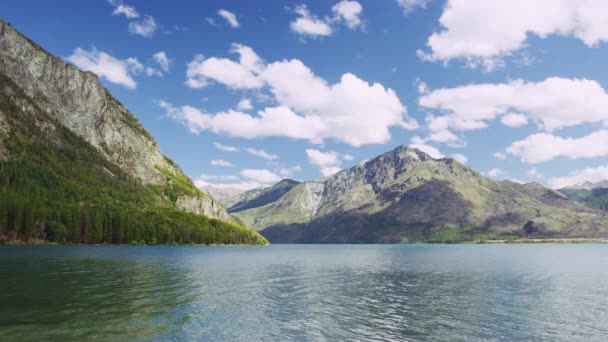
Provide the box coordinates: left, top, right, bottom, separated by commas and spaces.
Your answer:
0, 244, 607, 341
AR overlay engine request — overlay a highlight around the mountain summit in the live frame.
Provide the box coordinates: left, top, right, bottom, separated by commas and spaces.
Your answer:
234, 146, 608, 243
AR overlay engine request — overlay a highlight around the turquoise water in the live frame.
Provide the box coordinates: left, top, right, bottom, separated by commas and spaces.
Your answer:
0, 244, 607, 341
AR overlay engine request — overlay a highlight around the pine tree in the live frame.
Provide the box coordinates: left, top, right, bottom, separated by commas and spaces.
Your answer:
21, 205, 35, 241
0, 197, 8, 234
68, 207, 81, 243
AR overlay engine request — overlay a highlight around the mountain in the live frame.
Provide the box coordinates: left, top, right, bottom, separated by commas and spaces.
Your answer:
562, 180, 608, 191
200, 186, 246, 208
233, 146, 608, 243
0, 19, 267, 245
559, 180, 608, 212
228, 179, 300, 213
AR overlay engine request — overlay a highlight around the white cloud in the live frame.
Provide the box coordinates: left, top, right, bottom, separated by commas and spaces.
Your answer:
213, 142, 239, 152
211, 159, 233, 167
245, 148, 279, 161
290, 1, 364, 38
527, 167, 543, 179
409, 138, 445, 159
206, 18, 216, 26
112, 3, 139, 18
342, 153, 354, 161
451, 153, 468, 164
197, 174, 240, 182
153, 51, 171, 72
419, 0, 608, 69
493, 152, 507, 160
306, 149, 341, 166
306, 149, 344, 177
279, 165, 302, 177
128, 15, 157, 38
320, 166, 342, 177
396, 0, 430, 14
419, 77, 608, 133
185, 44, 263, 89
241, 169, 281, 183
501, 113, 528, 128
487, 168, 505, 178
174, 45, 415, 147
549, 165, 608, 189
66, 48, 145, 89
332, 0, 364, 30
218, 9, 240, 28
194, 174, 264, 190
506, 130, 608, 164
290, 5, 333, 37
237, 98, 253, 111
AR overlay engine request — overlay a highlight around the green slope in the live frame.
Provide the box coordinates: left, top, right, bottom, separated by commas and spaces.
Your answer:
0, 71, 267, 245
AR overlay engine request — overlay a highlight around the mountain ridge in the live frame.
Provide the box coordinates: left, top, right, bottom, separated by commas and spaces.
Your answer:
233, 145, 608, 243
0, 18, 231, 222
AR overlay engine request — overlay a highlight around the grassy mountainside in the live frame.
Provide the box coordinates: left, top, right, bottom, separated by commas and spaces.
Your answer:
234, 146, 608, 243
0, 18, 233, 222
0, 43, 267, 245
229, 179, 301, 213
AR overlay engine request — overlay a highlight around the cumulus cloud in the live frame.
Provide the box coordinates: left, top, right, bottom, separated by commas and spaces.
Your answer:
218, 9, 240, 28
66, 48, 149, 89
527, 167, 543, 179
112, 3, 139, 18
210, 159, 233, 167
409, 143, 445, 159
129, 15, 157, 38
279, 165, 302, 177
173, 44, 415, 147
506, 130, 608, 164
486, 168, 505, 178
501, 113, 528, 128
332, 0, 364, 29
419, 77, 608, 133
451, 153, 468, 164
342, 153, 354, 161
290, 1, 364, 38
193, 174, 264, 190
241, 169, 282, 183
213, 142, 239, 152
493, 152, 507, 160
419, 0, 608, 69
290, 5, 333, 37
245, 148, 279, 161
153, 51, 171, 72
237, 98, 253, 111
549, 165, 608, 189
306, 149, 346, 177
185, 44, 263, 89
396, 0, 430, 14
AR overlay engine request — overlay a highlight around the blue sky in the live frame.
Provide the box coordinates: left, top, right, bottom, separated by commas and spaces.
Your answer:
2, 0, 608, 189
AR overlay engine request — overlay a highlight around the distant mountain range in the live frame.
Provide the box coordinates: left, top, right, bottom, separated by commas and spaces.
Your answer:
225, 146, 608, 243
558, 180, 608, 212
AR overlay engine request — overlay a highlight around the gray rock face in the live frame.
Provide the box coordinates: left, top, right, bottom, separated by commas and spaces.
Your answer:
0, 19, 230, 221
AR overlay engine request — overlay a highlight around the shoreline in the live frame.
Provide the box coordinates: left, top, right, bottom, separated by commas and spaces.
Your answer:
1, 238, 607, 246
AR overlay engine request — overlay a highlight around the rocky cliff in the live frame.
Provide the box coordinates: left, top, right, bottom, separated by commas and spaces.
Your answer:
234, 146, 608, 243
0, 19, 231, 221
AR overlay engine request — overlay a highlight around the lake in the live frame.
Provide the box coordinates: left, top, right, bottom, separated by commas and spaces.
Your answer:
0, 244, 607, 341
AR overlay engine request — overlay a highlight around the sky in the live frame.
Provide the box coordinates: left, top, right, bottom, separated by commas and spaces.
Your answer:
2, 0, 608, 190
